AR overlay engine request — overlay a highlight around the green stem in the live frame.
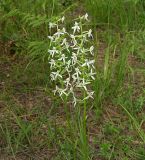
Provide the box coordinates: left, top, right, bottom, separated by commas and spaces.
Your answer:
64, 96, 71, 130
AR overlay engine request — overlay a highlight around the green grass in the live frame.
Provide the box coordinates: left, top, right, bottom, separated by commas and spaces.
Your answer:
1, 0, 145, 159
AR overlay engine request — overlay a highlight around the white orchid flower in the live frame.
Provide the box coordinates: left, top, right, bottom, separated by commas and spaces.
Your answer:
64, 77, 71, 88
66, 60, 71, 68
54, 29, 65, 38
58, 54, 67, 64
83, 91, 94, 100
61, 16, 65, 23
62, 27, 66, 33
48, 47, 59, 57
59, 88, 68, 97
82, 34, 88, 42
48, 36, 54, 41
72, 74, 78, 83
72, 22, 80, 34
74, 68, 82, 78
61, 38, 70, 51
49, 22, 57, 29
81, 13, 89, 21
49, 59, 56, 68
82, 59, 95, 68
48, 14, 95, 105
89, 46, 94, 55
80, 47, 88, 54
61, 38, 67, 46
88, 69, 96, 80
71, 52, 78, 65
83, 13, 89, 21
77, 78, 90, 91
70, 34, 77, 47
53, 86, 68, 97
50, 71, 62, 81
84, 13, 89, 21
88, 29, 93, 38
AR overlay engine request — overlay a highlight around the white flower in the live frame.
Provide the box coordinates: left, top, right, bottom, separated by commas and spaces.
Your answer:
50, 71, 62, 81
71, 52, 78, 65
61, 16, 65, 23
54, 29, 65, 38
62, 27, 66, 33
70, 35, 77, 46
70, 34, 77, 47
72, 68, 82, 82
72, 74, 77, 82
53, 85, 61, 95
73, 46, 80, 50
72, 22, 80, 34
49, 22, 57, 29
48, 47, 59, 57
82, 59, 95, 68
49, 59, 56, 68
48, 36, 54, 41
88, 29, 93, 38
66, 60, 71, 68
64, 77, 71, 88
83, 91, 94, 100
58, 54, 67, 64
70, 34, 75, 39
61, 38, 67, 46
88, 69, 96, 80
74, 68, 82, 78
73, 46, 82, 55
47, 14, 95, 106
59, 88, 68, 96
53, 85, 59, 95
77, 78, 90, 91
65, 60, 72, 73
81, 13, 89, 21
89, 46, 94, 55
84, 13, 89, 21
65, 66, 71, 73
69, 86, 74, 94
61, 38, 69, 51
53, 86, 68, 97
80, 48, 88, 54
82, 34, 88, 42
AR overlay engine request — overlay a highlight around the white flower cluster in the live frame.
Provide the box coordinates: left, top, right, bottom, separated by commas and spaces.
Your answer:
47, 14, 96, 106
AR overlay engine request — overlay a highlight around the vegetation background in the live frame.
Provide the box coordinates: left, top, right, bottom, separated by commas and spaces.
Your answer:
0, 0, 145, 159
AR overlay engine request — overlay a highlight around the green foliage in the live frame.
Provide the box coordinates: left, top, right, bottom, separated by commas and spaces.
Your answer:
84, 0, 145, 30
0, 0, 63, 56
1, 0, 145, 159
